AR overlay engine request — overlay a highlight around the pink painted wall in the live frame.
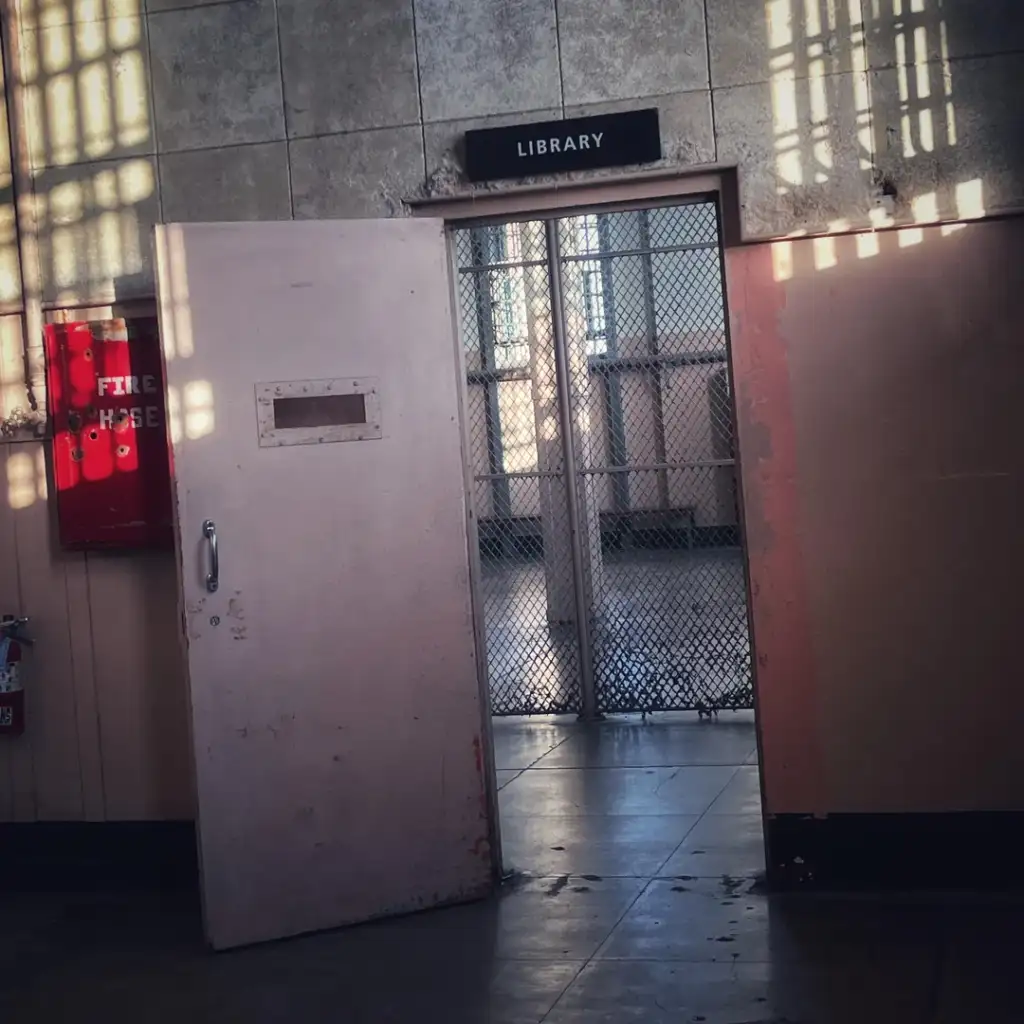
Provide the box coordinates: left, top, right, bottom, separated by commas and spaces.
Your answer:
728, 216, 1024, 815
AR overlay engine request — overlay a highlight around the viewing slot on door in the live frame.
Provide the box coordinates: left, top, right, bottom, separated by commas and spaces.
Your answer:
255, 377, 382, 448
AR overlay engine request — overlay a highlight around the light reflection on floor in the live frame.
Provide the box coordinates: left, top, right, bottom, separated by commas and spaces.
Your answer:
3, 719, 1021, 1022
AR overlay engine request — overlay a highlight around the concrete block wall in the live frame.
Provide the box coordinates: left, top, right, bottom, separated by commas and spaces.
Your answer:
1, 0, 1019, 336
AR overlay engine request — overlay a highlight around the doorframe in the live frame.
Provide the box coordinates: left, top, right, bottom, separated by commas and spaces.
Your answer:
411, 168, 767, 879
410, 167, 741, 243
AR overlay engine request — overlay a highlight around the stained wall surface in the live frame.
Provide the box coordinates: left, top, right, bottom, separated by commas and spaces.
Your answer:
728, 217, 1024, 814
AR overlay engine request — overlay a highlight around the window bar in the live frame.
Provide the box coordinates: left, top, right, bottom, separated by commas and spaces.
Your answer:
638, 209, 671, 511
472, 227, 513, 527
547, 218, 597, 723
597, 213, 630, 516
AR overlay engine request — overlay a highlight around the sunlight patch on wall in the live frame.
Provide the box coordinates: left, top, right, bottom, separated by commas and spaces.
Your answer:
895, 34, 915, 159
813, 235, 837, 270
767, 0, 804, 191
939, 22, 956, 146
114, 51, 148, 148
21, 12, 149, 169
808, 60, 832, 182
869, 206, 894, 230
856, 231, 880, 258
766, 0, 794, 50
166, 384, 181, 445
155, 226, 196, 363
911, 192, 939, 224
771, 240, 794, 282
898, 226, 924, 247
19, 0, 142, 29
955, 180, 986, 220
184, 381, 214, 441
0, 317, 31, 431
35, 445, 46, 499
914, 27, 935, 153
773, 75, 804, 188
0, 205, 20, 309
28, 158, 155, 308
849, 1, 873, 170
5, 447, 46, 510
13, 0, 156, 328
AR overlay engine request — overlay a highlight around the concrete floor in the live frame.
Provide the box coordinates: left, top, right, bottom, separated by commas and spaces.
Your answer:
1, 715, 1021, 1022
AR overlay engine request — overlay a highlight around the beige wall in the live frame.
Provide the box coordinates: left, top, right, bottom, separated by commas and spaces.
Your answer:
729, 215, 1024, 816
0, 442, 191, 820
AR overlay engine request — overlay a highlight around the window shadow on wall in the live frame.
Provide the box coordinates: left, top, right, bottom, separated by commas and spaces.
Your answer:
758, 0, 1021, 237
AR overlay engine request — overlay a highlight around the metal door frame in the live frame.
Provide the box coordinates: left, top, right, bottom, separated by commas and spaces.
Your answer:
419, 171, 765, 882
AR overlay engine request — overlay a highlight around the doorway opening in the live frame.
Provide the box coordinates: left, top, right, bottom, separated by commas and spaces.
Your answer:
451, 195, 764, 884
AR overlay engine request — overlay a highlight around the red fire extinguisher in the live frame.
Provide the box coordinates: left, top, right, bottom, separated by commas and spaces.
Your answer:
0, 617, 31, 737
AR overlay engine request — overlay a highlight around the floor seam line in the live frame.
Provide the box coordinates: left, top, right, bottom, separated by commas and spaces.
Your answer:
541, 871, 661, 1020
650, 764, 743, 876
520, 733, 575, 773
536, 958, 588, 1024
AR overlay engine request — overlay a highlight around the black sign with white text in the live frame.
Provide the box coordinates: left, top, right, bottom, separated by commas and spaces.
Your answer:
464, 109, 662, 184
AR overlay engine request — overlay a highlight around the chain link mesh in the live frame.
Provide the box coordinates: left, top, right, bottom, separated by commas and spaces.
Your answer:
455, 201, 753, 716
558, 203, 752, 714
455, 222, 582, 715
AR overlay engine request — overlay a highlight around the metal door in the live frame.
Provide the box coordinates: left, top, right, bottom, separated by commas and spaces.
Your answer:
454, 200, 752, 717
155, 220, 494, 950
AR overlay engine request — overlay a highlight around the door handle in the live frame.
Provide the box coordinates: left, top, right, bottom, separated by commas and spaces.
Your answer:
203, 520, 219, 593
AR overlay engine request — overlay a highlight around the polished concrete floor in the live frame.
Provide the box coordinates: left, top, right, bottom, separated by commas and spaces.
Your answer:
2, 715, 1022, 1022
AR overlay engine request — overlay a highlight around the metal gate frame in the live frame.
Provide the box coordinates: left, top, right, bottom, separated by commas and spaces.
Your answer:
450, 192, 753, 720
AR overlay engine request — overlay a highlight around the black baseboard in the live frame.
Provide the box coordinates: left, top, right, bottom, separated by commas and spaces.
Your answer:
767, 812, 1024, 891
21, 814, 1023, 895
0, 822, 198, 892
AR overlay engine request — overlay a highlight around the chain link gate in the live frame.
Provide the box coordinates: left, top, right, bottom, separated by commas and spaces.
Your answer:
455, 222, 582, 715
454, 200, 752, 717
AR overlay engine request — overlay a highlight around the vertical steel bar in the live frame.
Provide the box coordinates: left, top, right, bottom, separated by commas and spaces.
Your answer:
546, 219, 598, 721
598, 213, 631, 517
472, 228, 513, 524
639, 210, 671, 510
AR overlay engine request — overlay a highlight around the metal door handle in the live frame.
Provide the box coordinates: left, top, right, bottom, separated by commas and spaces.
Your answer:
203, 520, 219, 593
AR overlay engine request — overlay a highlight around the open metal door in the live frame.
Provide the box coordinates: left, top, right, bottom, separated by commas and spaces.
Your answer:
154, 220, 496, 950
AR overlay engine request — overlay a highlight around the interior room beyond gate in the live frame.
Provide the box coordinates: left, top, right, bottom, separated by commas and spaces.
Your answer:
455, 201, 751, 720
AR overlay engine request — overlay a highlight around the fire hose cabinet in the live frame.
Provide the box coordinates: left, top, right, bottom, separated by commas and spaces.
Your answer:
0, 619, 30, 738
45, 318, 174, 550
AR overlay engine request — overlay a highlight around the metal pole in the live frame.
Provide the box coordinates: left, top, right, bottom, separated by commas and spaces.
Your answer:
598, 213, 631, 518
639, 209, 671, 511
471, 228, 513, 526
545, 219, 598, 722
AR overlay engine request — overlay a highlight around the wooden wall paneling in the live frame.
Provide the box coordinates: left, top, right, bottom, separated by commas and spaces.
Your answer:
9, 441, 83, 819
66, 553, 105, 820
88, 550, 192, 821
0, 442, 23, 819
